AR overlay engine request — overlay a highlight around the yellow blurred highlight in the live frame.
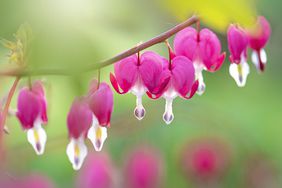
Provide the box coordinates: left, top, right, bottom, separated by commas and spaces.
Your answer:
161, 0, 257, 32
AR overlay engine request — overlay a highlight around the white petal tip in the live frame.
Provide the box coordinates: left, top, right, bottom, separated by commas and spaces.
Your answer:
87, 125, 107, 152
27, 125, 47, 156
66, 138, 87, 171
196, 83, 205, 96
134, 106, 146, 120
229, 62, 250, 88
251, 49, 267, 73
94, 140, 103, 152
35, 144, 44, 155
163, 112, 174, 125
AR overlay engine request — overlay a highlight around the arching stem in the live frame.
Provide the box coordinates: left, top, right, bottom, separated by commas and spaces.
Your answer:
196, 19, 201, 42
0, 77, 21, 155
97, 69, 101, 89
0, 16, 199, 77
165, 40, 174, 70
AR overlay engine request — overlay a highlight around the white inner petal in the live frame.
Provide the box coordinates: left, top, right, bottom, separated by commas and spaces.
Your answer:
194, 63, 205, 96
131, 76, 146, 97
131, 77, 147, 120
134, 95, 146, 120
27, 120, 47, 155
66, 136, 87, 170
260, 48, 267, 64
163, 97, 174, 125
251, 50, 259, 71
229, 57, 250, 88
87, 115, 108, 152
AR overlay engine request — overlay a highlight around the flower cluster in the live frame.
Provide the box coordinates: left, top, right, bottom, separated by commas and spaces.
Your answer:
227, 16, 271, 87
14, 79, 113, 170
66, 80, 113, 170
110, 16, 271, 124
3, 15, 270, 171
110, 26, 225, 124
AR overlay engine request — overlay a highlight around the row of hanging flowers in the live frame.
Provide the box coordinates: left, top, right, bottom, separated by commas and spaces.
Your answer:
0, 15, 271, 170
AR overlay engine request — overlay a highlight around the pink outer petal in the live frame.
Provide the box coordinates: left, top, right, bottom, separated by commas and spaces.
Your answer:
17, 88, 42, 130
207, 52, 226, 72
125, 147, 163, 188
88, 82, 113, 127
113, 54, 138, 93
77, 153, 114, 188
110, 73, 127, 94
139, 51, 164, 93
171, 56, 195, 97
67, 98, 93, 139
227, 25, 249, 63
174, 27, 198, 60
88, 79, 99, 95
198, 28, 225, 71
146, 91, 162, 100
32, 81, 48, 124
248, 16, 271, 51
179, 80, 199, 100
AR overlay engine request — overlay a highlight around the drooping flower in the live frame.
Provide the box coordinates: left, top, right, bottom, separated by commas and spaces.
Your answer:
227, 24, 250, 87
248, 16, 271, 72
174, 27, 226, 95
180, 137, 231, 184
87, 80, 113, 152
110, 51, 166, 120
124, 146, 163, 188
16, 81, 48, 155
147, 45, 198, 124
66, 98, 93, 170
76, 153, 114, 188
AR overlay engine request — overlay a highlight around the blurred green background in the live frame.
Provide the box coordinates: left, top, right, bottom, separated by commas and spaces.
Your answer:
0, 0, 281, 187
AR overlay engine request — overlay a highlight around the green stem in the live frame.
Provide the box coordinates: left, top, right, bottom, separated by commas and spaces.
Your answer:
0, 77, 20, 153
0, 16, 199, 77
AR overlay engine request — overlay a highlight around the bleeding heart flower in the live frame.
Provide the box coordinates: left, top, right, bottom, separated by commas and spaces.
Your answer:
0, 173, 55, 188
248, 16, 271, 72
174, 27, 226, 95
147, 45, 198, 125
87, 80, 113, 152
16, 81, 48, 155
110, 51, 165, 120
181, 137, 231, 185
124, 146, 163, 188
66, 98, 93, 170
227, 24, 250, 87
76, 153, 114, 188
21, 174, 56, 188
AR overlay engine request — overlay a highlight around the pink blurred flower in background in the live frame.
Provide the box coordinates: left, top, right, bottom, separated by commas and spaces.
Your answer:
248, 16, 271, 72
76, 152, 115, 188
0, 173, 55, 188
110, 51, 166, 120
244, 154, 279, 188
16, 81, 48, 155
87, 80, 113, 152
124, 146, 164, 188
66, 98, 93, 170
227, 24, 250, 87
180, 137, 231, 187
174, 27, 226, 95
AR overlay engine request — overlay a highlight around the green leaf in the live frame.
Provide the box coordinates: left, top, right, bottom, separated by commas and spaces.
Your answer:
161, 0, 257, 32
